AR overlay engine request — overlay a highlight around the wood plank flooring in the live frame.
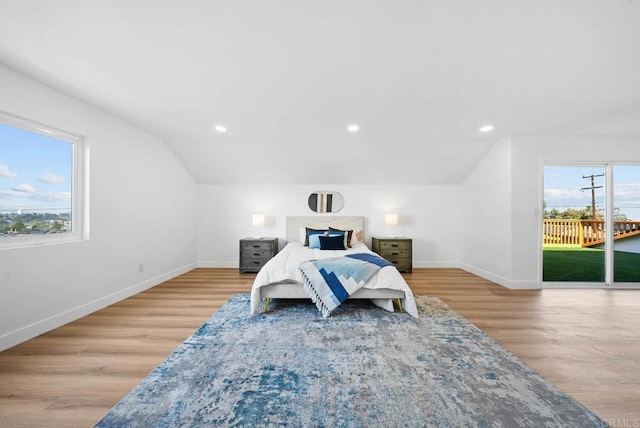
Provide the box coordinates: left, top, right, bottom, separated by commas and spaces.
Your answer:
1, 268, 639, 427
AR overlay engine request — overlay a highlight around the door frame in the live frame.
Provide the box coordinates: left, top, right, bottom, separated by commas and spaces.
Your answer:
540, 162, 640, 289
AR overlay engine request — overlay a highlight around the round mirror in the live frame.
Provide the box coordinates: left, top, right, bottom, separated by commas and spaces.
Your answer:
308, 191, 344, 213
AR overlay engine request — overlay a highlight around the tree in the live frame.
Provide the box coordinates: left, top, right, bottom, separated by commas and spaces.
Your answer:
543, 202, 633, 221
614, 208, 629, 221
543, 201, 600, 220
50, 221, 64, 232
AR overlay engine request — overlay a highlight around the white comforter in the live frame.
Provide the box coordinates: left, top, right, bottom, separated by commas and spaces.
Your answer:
250, 242, 418, 317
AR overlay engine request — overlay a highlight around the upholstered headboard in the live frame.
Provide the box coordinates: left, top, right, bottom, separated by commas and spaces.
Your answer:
286, 216, 365, 243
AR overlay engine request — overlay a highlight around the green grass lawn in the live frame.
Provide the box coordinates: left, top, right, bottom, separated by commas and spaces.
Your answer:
543, 246, 640, 282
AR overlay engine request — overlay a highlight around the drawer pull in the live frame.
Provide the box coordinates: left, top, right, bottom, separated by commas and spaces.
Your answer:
391, 252, 399, 256
252, 245, 261, 248
391, 244, 399, 247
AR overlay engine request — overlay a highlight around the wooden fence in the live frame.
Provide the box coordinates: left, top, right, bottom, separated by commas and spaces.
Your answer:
543, 219, 640, 247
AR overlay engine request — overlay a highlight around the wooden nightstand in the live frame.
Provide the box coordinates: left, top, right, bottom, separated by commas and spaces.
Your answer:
239, 238, 278, 273
372, 237, 412, 273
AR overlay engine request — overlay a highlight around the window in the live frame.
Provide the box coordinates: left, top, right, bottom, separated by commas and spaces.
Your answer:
0, 111, 86, 249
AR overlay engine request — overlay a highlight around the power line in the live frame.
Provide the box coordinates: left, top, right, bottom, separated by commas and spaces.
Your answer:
581, 173, 604, 220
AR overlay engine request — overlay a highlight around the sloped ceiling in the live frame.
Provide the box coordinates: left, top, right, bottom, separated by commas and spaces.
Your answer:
1, 1, 639, 184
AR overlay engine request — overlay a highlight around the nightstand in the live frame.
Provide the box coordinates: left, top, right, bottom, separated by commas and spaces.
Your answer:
239, 238, 278, 273
372, 237, 412, 273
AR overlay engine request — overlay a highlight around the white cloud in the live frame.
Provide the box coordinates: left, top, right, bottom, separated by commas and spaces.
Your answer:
0, 190, 29, 198
0, 165, 17, 179
0, 190, 70, 201
614, 183, 640, 200
38, 173, 66, 184
33, 192, 71, 201
612, 183, 640, 217
12, 183, 36, 193
544, 187, 599, 210
544, 187, 588, 202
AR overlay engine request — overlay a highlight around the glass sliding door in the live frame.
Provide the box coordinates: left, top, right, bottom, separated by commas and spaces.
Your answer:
542, 166, 606, 283
613, 165, 640, 283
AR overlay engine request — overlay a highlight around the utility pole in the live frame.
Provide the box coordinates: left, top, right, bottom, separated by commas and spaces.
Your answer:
581, 173, 604, 220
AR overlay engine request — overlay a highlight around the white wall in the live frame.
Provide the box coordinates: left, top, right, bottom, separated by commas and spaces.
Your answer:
459, 138, 513, 286
197, 137, 640, 289
0, 64, 198, 351
510, 135, 640, 285
197, 184, 464, 268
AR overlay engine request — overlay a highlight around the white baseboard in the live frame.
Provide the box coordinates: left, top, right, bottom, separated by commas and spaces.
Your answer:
458, 262, 540, 290
197, 261, 238, 268
413, 261, 461, 268
507, 279, 541, 289
0, 262, 197, 352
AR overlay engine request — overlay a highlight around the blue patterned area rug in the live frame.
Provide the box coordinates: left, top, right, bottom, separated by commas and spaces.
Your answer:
96, 294, 605, 427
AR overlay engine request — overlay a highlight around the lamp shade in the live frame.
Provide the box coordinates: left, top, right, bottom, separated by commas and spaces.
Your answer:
252, 214, 265, 226
385, 213, 399, 226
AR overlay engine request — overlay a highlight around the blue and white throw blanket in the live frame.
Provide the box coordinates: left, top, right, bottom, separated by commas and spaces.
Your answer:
299, 253, 392, 317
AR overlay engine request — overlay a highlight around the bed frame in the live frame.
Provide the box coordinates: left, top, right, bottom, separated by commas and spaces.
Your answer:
259, 216, 405, 311
285, 216, 367, 243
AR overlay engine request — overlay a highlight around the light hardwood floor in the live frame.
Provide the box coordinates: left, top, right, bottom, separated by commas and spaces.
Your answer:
1, 268, 639, 427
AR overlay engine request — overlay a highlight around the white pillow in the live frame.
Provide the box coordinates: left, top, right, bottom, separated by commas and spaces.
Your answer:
351, 228, 363, 245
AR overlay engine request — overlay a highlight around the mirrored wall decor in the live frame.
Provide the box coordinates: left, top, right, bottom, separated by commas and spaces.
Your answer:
308, 191, 344, 213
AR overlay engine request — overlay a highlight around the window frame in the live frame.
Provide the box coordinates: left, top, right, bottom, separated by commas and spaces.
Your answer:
0, 111, 87, 250
540, 161, 640, 288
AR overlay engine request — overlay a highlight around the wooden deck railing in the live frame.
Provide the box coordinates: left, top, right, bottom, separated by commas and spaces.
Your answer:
543, 219, 640, 247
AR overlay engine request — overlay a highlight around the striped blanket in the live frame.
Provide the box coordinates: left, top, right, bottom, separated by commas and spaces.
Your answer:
299, 253, 392, 317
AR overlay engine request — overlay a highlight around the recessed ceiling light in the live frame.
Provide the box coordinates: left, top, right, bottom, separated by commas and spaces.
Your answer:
214, 125, 227, 133
347, 124, 360, 133
479, 124, 494, 133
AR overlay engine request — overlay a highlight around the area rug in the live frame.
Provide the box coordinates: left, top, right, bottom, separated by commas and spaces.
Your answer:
95, 294, 605, 427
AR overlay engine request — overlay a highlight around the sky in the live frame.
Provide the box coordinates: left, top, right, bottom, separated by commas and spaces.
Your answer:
0, 123, 72, 213
544, 165, 640, 221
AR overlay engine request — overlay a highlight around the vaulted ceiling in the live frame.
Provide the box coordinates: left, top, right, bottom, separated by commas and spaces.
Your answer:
1, 1, 639, 184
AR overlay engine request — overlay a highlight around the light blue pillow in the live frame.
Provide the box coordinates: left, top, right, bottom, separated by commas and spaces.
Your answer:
309, 232, 326, 249
305, 228, 327, 246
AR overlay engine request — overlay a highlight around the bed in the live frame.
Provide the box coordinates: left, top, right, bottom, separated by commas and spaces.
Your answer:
250, 216, 418, 317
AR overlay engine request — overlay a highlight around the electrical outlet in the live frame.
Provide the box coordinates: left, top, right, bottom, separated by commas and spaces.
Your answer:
138, 263, 144, 273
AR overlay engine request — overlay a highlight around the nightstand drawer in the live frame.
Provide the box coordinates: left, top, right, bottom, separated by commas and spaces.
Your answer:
241, 242, 273, 252
378, 241, 411, 251
389, 260, 411, 271
379, 248, 410, 258
382, 254, 410, 266
242, 252, 273, 265
241, 248, 273, 259
243, 258, 271, 269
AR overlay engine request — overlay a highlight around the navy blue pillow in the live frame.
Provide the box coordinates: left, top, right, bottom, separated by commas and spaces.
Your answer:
319, 234, 348, 250
328, 227, 353, 247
